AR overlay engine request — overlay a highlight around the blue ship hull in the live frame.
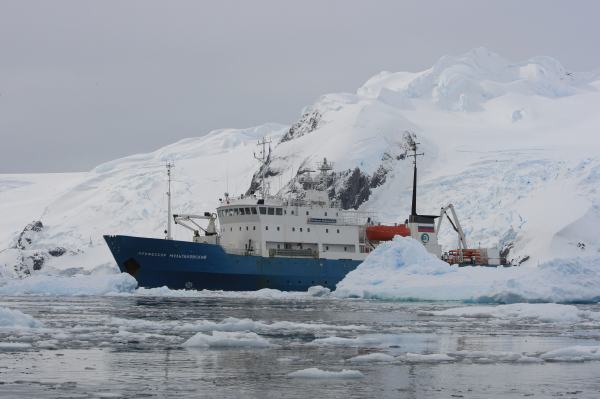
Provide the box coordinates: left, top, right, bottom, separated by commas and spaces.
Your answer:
103, 235, 361, 291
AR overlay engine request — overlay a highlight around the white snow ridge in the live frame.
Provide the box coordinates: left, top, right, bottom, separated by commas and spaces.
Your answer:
1, 48, 600, 302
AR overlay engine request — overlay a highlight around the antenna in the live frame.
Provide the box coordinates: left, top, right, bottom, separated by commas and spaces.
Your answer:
166, 161, 175, 240
253, 137, 272, 199
406, 137, 423, 217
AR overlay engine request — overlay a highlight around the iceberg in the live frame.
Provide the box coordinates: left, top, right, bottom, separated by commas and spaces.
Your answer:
335, 236, 600, 303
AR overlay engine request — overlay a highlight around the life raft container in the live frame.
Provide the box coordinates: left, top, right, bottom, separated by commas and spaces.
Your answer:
365, 224, 411, 241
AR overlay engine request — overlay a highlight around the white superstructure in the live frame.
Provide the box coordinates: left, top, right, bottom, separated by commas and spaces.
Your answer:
216, 169, 372, 261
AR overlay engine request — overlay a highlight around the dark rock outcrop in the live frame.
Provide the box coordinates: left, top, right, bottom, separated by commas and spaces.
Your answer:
280, 110, 321, 143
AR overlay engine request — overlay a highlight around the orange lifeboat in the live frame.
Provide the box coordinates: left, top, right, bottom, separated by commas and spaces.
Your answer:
366, 224, 411, 241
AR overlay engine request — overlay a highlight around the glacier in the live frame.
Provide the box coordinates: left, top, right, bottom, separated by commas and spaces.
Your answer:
1, 47, 600, 300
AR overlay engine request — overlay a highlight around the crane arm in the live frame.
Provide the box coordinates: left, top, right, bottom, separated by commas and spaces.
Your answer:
437, 204, 468, 249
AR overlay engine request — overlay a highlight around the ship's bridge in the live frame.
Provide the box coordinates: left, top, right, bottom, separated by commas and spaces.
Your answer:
216, 194, 372, 261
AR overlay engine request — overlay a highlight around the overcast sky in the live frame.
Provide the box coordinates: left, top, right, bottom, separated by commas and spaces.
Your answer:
1, 0, 599, 173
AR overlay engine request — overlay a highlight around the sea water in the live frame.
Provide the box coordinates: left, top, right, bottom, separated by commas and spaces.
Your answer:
1, 295, 599, 398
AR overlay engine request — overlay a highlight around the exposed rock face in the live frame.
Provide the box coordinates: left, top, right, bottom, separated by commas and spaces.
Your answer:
279, 110, 321, 143
16, 221, 43, 250
245, 151, 280, 196
247, 130, 419, 210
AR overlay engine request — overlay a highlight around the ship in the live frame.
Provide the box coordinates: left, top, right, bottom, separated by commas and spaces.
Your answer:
104, 138, 505, 291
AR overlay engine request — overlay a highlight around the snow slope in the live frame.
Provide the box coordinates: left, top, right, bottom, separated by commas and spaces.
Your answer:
1, 47, 600, 286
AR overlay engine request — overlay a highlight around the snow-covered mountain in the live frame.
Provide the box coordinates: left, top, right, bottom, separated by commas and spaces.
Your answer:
2, 47, 600, 278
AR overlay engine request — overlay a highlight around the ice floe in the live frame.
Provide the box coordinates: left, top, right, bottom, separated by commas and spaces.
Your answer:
404, 353, 455, 363
0, 306, 42, 328
540, 345, 600, 362
0, 273, 137, 296
348, 353, 395, 363
310, 334, 405, 348
0, 342, 32, 350
110, 316, 366, 335
182, 331, 274, 348
335, 236, 600, 303
287, 368, 364, 379
423, 303, 600, 323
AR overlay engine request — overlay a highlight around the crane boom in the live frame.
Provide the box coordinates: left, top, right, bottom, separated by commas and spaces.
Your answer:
437, 204, 468, 249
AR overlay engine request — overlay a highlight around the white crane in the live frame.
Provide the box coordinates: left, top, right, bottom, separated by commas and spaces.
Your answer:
173, 213, 218, 243
437, 204, 468, 250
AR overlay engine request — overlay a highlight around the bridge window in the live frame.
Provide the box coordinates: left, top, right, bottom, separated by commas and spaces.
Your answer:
292, 227, 295, 232
259, 207, 266, 215
300, 228, 303, 232
324, 212, 328, 216
325, 245, 329, 250
251, 207, 257, 215
253, 226, 256, 230
306, 211, 309, 215
240, 208, 245, 215
268, 207, 275, 215
326, 228, 329, 233
239, 226, 242, 231
307, 228, 310, 232
277, 226, 280, 231
230, 227, 232, 232
265, 226, 269, 231
246, 226, 249, 231
234, 208, 239, 216
245, 207, 251, 214
228, 209, 234, 216
344, 246, 347, 251
276, 208, 283, 216
291, 210, 294, 215
337, 229, 340, 233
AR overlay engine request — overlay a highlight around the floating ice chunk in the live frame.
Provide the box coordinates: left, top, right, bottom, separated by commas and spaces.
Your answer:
287, 368, 364, 379
0, 342, 31, 350
134, 286, 314, 300
449, 350, 541, 363
404, 353, 455, 363
348, 353, 395, 363
541, 346, 600, 362
310, 334, 403, 348
425, 303, 599, 323
0, 273, 137, 296
0, 306, 42, 328
111, 316, 366, 336
307, 285, 331, 297
182, 331, 273, 348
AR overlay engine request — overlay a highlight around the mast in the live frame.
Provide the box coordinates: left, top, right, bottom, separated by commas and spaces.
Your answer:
166, 161, 174, 240
253, 137, 272, 199
407, 139, 423, 217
